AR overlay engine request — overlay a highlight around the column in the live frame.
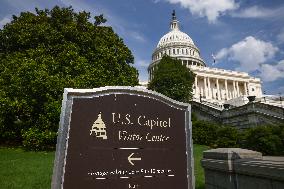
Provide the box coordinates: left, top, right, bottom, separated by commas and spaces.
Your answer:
236, 81, 240, 97
207, 77, 211, 99
233, 81, 236, 98
244, 82, 248, 95
204, 77, 207, 99
216, 78, 220, 100
195, 76, 198, 97
225, 79, 228, 100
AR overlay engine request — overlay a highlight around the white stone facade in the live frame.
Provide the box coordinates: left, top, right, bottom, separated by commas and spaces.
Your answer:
148, 11, 262, 105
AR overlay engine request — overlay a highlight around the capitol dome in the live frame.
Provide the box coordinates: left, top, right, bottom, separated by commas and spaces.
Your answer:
148, 11, 206, 78
157, 29, 194, 48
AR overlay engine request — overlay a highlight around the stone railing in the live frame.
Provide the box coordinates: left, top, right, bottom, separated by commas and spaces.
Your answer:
191, 101, 222, 123
201, 148, 284, 189
260, 98, 284, 108
192, 101, 284, 128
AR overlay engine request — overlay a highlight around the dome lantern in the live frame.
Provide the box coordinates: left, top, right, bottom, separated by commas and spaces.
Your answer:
170, 10, 179, 30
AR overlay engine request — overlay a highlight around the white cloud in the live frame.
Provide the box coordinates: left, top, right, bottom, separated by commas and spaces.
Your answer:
60, 0, 146, 43
215, 36, 278, 72
0, 16, 11, 27
152, 0, 161, 3
134, 59, 150, 81
164, 0, 239, 23
277, 28, 284, 44
125, 31, 146, 43
259, 60, 284, 82
135, 59, 149, 68
231, 5, 284, 19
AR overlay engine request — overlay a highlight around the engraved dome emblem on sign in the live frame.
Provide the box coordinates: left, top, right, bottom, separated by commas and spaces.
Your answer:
90, 112, 107, 140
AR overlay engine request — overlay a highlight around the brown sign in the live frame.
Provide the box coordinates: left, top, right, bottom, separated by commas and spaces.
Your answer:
51, 87, 194, 189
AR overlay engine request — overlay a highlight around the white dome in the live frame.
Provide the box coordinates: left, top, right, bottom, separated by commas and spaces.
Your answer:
149, 11, 206, 71
157, 30, 194, 48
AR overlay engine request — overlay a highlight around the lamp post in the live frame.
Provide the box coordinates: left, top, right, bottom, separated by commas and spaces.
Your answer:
279, 92, 282, 108
263, 90, 266, 103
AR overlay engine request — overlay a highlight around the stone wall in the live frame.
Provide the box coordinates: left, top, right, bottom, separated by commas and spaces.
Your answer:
191, 101, 284, 129
201, 148, 284, 189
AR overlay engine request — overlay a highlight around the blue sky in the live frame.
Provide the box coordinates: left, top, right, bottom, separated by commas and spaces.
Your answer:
1, 0, 284, 95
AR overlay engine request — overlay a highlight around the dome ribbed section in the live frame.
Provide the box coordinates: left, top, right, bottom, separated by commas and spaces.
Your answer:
157, 30, 194, 48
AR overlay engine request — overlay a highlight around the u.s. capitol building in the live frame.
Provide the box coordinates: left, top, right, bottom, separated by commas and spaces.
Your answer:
148, 11, 262, 107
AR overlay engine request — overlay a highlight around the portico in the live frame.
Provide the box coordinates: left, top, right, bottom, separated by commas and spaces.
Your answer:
191, 65, 261, 104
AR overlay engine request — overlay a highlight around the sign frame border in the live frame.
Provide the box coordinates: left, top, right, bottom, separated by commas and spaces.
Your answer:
51, 86, 194, 189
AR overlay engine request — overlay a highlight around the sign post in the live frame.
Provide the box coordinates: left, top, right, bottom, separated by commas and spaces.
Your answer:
51, 87, 194, 189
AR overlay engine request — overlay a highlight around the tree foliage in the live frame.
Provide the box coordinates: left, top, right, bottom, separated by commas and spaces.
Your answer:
241, 125, 284, 155
148, 55, 195, 103
0, 6, 139, 149
192, 118, 284, 155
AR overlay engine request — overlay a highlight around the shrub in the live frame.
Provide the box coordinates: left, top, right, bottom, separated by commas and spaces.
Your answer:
241, 125, 284, 155
191, 112, 198, 123
192, 120, 218, 147
215, 126, 239, 148
22, 128, 57, 151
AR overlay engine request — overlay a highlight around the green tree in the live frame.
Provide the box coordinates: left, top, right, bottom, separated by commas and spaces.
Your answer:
148, 55, 195, 102
0, 6, 139, 150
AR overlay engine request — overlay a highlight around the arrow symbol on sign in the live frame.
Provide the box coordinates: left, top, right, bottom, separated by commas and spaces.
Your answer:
128, 153, 141, 166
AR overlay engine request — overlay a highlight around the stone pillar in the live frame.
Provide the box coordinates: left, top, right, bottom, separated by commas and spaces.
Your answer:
195, 76, 198, 97
201, 148, 284, 189
236, 81, 240, 97
233, 81, 236, 98
216, 78, 220, 100
207, 77, 211, 99
225, 79, 228, 100
204, 77, 207, 99
244, 82, 248, 95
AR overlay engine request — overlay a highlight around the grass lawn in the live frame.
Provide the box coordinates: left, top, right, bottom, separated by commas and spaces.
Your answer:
0, 147, 54, 189
0, 144, 209, 189
194, 144, 210, 189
